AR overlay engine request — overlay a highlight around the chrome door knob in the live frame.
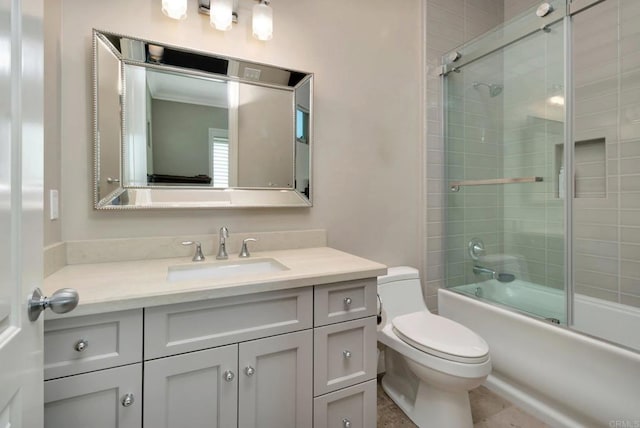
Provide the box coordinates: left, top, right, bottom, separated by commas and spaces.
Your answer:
245, 366, 255, 376
74, 339, 89, 352
223, 370, 235, 382
28, 288, 79, 321
343, 350, 352, 359
121, 393, 135, 407
343, 297, 352, 306
342, 418, 352, 428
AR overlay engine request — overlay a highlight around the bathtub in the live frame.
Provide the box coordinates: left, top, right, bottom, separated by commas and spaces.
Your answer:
439, 280, 640, 428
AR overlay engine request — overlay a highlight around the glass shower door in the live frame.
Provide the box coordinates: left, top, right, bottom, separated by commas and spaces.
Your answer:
443, 6, 567, 322
570, 0, 640, 352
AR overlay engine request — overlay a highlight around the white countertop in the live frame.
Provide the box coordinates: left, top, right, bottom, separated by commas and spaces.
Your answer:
43, 247, 387, 319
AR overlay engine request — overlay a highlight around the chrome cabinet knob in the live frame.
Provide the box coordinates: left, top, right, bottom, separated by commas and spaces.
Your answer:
223, 370, 235, 382
245, 366, 255, 376
343, 297, 352, 306
106, 177, 120, 184
121, 393, 135, 407
343, 350, 352, 359
28, 288, 79, 322
342, 418, 352, 428
74, 339, 89, 352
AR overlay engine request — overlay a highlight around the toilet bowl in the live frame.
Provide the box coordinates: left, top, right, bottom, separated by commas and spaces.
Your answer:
377, 267, 491, 428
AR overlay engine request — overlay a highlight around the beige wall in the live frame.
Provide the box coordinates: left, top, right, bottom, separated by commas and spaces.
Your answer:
47, 0, 423, 269
44, 0, 62, 245
237, 85, 293, 187
151, 100, 227, 177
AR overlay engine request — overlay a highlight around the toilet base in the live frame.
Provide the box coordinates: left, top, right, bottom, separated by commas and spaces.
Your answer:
381, 374, 473, 428
380, 348, 476, 428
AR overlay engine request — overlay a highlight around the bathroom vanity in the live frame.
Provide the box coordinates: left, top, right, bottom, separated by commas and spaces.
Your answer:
42, 247, 384, 428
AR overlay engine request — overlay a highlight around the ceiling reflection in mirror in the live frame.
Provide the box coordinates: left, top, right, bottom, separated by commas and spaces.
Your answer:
93, 30, 313, 209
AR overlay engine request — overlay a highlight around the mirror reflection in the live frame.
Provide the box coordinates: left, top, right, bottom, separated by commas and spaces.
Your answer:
94, 30, 313, 209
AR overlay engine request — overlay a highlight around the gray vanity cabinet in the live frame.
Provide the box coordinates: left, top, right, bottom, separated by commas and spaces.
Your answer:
43, 278, 377, 428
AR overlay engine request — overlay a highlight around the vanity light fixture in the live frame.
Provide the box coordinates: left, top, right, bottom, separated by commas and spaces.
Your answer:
165, 0, 273, 41
162, 0, 188, 20
252, 0, 273, 41
210, 0, 237, 31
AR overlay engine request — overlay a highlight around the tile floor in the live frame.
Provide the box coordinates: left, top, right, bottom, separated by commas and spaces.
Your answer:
377, 379, 549, 428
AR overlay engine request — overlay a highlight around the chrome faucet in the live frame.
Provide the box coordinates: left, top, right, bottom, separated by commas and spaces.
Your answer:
216, 227, 229, 260
182, 241, 205, 262
239, 238, 257, 258
472, 265, 496, 279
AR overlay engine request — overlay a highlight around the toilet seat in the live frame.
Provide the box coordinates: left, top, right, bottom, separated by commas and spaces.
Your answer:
392, 311, 489, 364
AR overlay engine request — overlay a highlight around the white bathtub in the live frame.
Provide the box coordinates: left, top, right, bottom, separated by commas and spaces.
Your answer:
439, 281, 640, 428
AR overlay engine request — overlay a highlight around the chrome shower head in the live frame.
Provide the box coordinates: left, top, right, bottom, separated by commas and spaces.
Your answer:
473, 81, 503, 97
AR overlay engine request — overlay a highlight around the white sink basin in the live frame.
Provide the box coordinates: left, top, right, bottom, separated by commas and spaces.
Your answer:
167, 258, 289, 282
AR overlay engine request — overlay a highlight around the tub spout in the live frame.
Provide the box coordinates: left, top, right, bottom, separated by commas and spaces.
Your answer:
473, 265, 496, 279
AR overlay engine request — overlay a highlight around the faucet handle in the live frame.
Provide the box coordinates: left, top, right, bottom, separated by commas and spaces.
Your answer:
182, 241, 205, 262
239, 238, 257, 258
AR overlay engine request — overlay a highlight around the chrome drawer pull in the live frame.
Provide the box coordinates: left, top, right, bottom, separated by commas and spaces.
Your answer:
223, 370, 235, 382
343, 350, 352, 359
121, 393, 134, 407
343, 297, 352, 306
342, 418, 352, 428
245, 366, 255, 376
74, 339, 89, 352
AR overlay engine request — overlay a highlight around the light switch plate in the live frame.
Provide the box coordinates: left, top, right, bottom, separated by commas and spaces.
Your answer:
49, 189, 59, 220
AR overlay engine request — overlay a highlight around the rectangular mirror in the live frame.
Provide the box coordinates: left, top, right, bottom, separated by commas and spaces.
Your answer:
93, 30, 313, 209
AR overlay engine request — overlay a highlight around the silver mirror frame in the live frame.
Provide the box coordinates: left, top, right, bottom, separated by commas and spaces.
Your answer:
93, 29, 313, 210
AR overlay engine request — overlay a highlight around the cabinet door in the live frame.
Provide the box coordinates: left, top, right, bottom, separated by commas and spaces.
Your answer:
143, 344, 237, 428
44, 363, 141, 428
238, 330, 313, 428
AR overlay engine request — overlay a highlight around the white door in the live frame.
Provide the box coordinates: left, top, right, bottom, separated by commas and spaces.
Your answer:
0, 0, 45, 426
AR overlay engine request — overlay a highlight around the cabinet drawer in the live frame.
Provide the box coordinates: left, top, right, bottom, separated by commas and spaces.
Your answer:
44, 309, 143, 380
44, 363, 142, 428
313, 317, 377, 396
145, 287, 313, 359
313, 380, 376, 428
314, 279, 376, 326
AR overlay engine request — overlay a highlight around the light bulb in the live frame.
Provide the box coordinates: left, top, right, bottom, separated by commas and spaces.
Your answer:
252, 1, 273, 41
211, 0, 234, 31
548, 95, 565, 106
162, 0, 187, 20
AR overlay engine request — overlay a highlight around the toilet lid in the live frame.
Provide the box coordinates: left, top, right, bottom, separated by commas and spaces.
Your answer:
392, 311, 489, 364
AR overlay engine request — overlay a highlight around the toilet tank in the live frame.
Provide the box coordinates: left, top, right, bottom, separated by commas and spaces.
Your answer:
377, 266, 428, 320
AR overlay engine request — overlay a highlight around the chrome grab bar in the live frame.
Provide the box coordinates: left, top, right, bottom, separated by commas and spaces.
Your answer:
450, 176, 542, 192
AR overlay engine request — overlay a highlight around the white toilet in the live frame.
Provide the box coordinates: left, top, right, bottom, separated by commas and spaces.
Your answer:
377, 267, 491, 428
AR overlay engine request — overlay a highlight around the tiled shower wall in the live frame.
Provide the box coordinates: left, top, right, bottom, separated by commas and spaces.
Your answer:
425, 0, 539, 310
572, 0, 640, 307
